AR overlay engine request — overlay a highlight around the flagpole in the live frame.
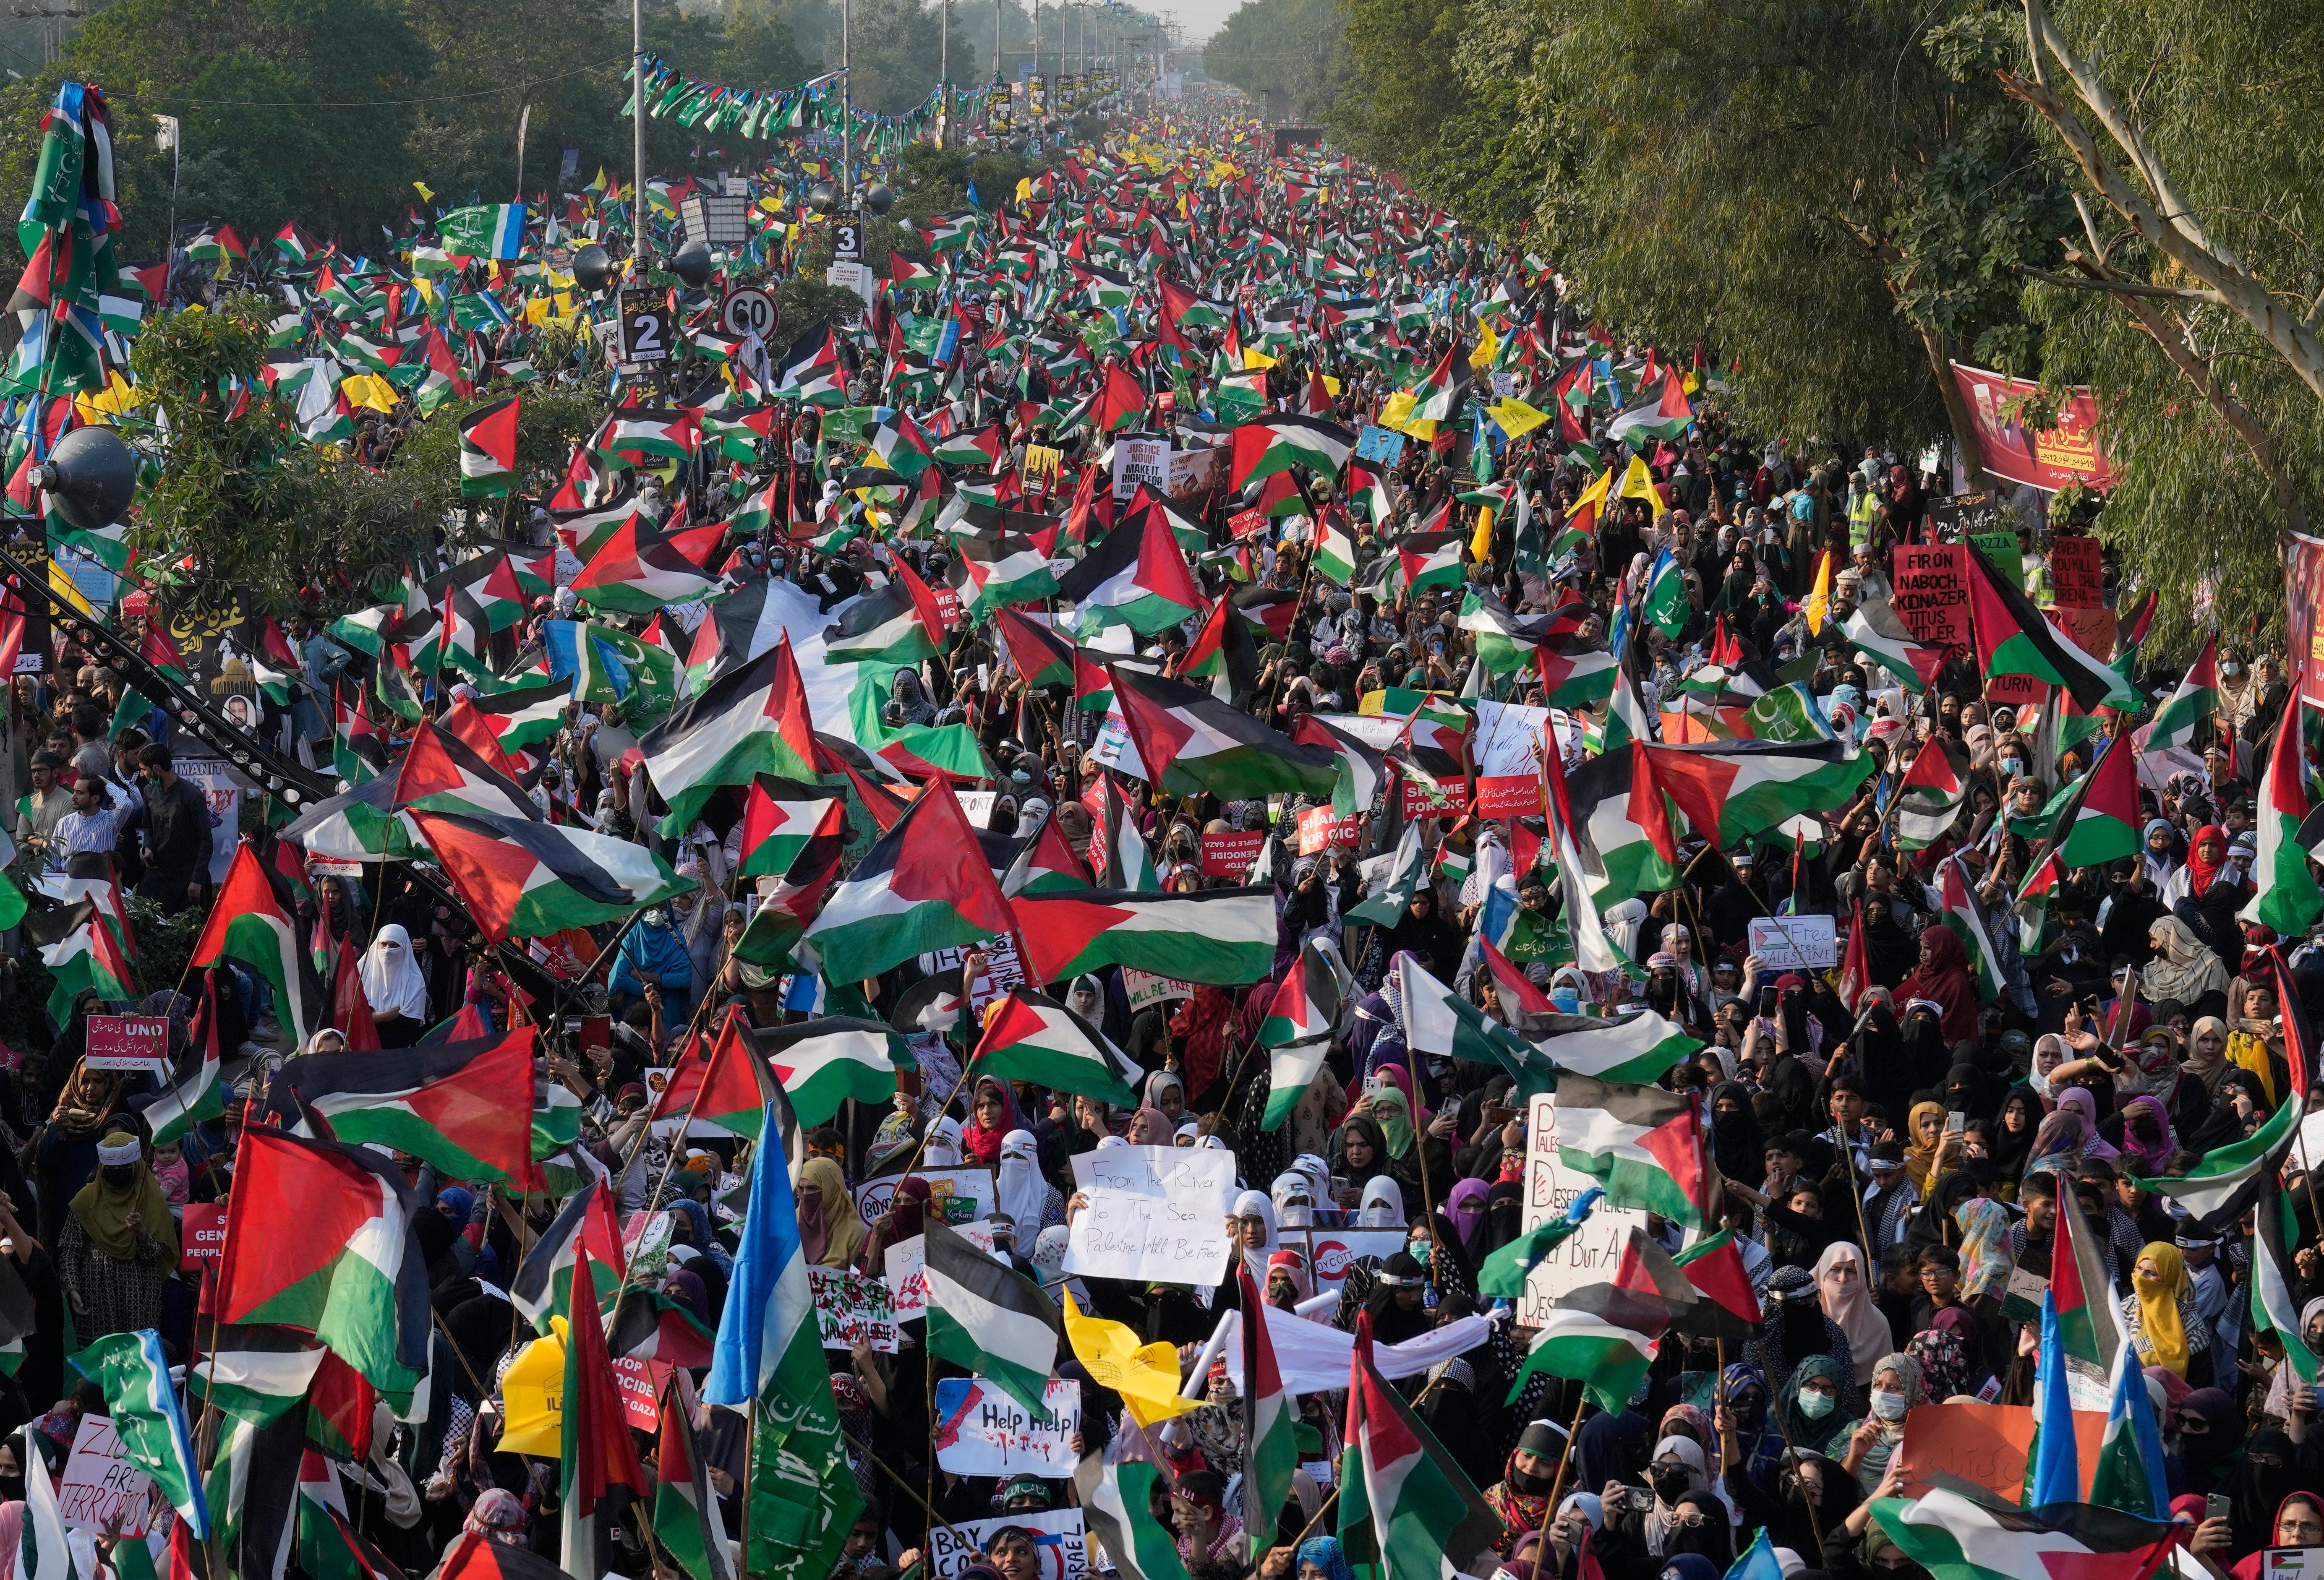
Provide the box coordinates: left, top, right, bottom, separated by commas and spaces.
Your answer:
840, 1428, 978, 1545
631, 0, 648, 266
1540, 1388, 1590, 1512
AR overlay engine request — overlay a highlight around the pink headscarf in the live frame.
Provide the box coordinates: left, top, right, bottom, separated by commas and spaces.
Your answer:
0, 1502, 21, 1576
2055, 1087, 2121, 1164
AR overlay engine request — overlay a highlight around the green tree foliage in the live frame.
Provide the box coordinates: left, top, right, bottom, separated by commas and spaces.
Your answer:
1202, 0, 1349, 123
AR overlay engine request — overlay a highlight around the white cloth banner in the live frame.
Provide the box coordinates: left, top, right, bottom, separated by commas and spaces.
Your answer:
1217, 1306, 1496, 1397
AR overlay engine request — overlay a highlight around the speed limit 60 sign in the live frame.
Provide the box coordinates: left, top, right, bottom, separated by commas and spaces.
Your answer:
720, 286, 778, 340
618, 284, 673, 365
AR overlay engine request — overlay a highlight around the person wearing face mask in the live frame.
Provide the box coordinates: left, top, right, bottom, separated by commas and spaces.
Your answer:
1600, 1435, 1716, 1564
2169, 1387, 2246, 1496
2123, 1241, 2213, 1385
608, 906, 696, 1020
1835, 1353, 1924, 1492
55, 1132, 177, 1339
1714, 1361, 1786, 1493
1484, 1419, 1567, 1547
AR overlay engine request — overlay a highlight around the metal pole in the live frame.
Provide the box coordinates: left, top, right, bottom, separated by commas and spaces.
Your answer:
841, 0, 853, 200
631, 0, 648, 263
938, 0, 949, 148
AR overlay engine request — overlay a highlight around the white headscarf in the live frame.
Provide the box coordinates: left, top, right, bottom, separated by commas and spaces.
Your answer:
922, 1115, 966, 1167
996, 1129, 1047, 1245
1358, 1176, 1405, 1228
1234, 1188, 1278, 1283
358, 924, 428, 1021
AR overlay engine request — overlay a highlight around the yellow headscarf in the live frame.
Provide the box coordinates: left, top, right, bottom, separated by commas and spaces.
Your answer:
69, 1132, 178, 1263
1902, 1101, 1949, 1194
799, 1155, 866, 1270
2132, 1241, 2190, 1377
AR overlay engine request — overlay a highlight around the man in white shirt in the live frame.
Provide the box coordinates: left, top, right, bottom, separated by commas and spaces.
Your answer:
47, 774, 121, 871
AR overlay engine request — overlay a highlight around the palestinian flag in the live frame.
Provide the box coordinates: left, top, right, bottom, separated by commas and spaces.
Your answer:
868, 409, 937, 479
457, 398, 521, 498
653, 1369, 734, 1580
204, 1412, 304, 1580
1967, 543, 2135, 711
469, 675, 572, 753
1869, 1485, 2176, 1580
1094, 363, 1147, 434
1521, 1007, 1698, 1085
1671, 1231, 1765, 1338
593, 407, 700, 466
799, 781, 1015, 987
1844, 602, 1945, 692
2129, 1072, 2298, 1226
1535, 639, 1619, 709
993, 606, 1077, 689
2053, 735, 2138, 870
1604, 365, 1693, 443
1405, 342, 1474, 423
1003, 817, 1091, 898
1238, 1264, 1298, 1561
1075, 1452, 1191, 1580
185, 1325, 325, 1427
971, 988, 1143, 1107
2242, 703, 2321, 936
434, 1532, 579, 1580
190, 842, 326, 1045
572, 514, 721, 614
760, 1017, 905, 1126
1012, 886, 1277, 987
738, 775, 845, 879
1110, 666, 1340, 801
923, 1215, 1065, 1420
1891, 739, 1966, 851
1643, 739, 1870, 849
933, 423, 1005, 470
280, 1026, 537, 1184
1091, 770, 1159, 892
509, 1181, 627, 1332
1568, 743, 1681, 904
1396, 530, 1467, 596
1259, 936, 1354, 1130
215, 1129, 430, 1405
410, 808, 692, 944
2143, 633, 2218, 752
1229, 414, 1356, 488
2015, 851, 2063, 952
2256, 1184, 2320, 1396
1312, 512, 1359, 586
948, 529, 1059, 616
1056, 498, 1204, 637
144, 975, 224, 1147
822, 579, 944, 665
560, 1246, 650, 1580
392, 707, 540, 823
637, 635, 818, 834
1339, 1318, 1503, 1580
1552, 1076, 1722, 1227
1936, 854, 2007, 1003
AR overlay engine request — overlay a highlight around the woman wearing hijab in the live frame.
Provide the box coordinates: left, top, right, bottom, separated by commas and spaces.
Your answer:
2123, 1241, 2212, 1384
796, 1157, 866, 1270
55, 1131, 178, 1337
1718, 1362, 1787, 1493
1775, 1355, 1849, 1458
2173, 1386, 2247, 1497
1708, 1083, 1764, 1189
1953, 1199, 2013, 1303
2148, 916, 2230, 1019
1832, 1352, 1924, 1491
1893, 929, 1980, 1051
1815, 1244, 1893, 1400
2116, 1095, 2177, 1177
359, 924, 430, 1047
1989, 1086, 2043, 1183
1898, 1102, 1951, 1196
997, 1130, 1063, 1247
961, 1076, 1028, 1167
1483, 1420, 1566, 1548
1751, 1267, 1858, 1403
857, 1176, 931, 1274
1332, 1112, 1410, 1204
1446, 1178, 1492, 1259
1598, 1436, 1719, 1566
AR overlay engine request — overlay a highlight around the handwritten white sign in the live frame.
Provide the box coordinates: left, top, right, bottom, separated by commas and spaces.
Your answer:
1746, 914, 1837, 970
57, 1415, 153, 1536
1065, 1145, 1237, 1287
1516, 1092, 1654, 1325
809, 1266, 898, 1353
926, 1510, 1086, 1580
933, 1378, 1080, 1474
884, 1222, 998, 1318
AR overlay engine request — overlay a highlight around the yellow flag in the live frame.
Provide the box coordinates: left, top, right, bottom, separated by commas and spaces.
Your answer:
1572, 466, 1614, 517
1619, 453, 1665, 516
1323, 375, 1341, 396
1064, 1295, 1204, 1428
498, 1319, 564, 1455
1242, 346, 1277, 370
1016, 176, 1033, 203
1403, 417, 1439, 442
342, 373, 397, 413
1803, 548, 1833, 636
413, 180, 434, 202
1488, 397, 1548, 438
1471, 504, 1496, 563
47, 558, 94, 620
1469, 321, 1499, 368
1379, 391, 1419, 430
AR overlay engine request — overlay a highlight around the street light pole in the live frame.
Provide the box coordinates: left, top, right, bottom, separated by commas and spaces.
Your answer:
841, 0, 853, 199
938, 0, 949, 147
632, 0, 648, 263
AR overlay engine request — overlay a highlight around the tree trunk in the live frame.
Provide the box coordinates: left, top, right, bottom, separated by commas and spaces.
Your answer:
1917, 323, 2002, 495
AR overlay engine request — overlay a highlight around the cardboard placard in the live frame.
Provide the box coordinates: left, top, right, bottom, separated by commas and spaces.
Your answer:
180, 1202, 227, 1272
1516, 1092, 1653, 1325
1120, 968, 1192, 1012
1296, 1226, 1411, 1296
1230, 505, 1270, 540
1023, 445, 1064, 496
1891, 543, 1971, 660
57, 1415, 153, 1536
2049, 536, 2102, 607
1969, 532, 2023, 592
2057, 605, 2116, 662
84, 1015, 170, 1074
933, 1378, 1081, 1474
1473, 774, 1544, 818
926, 1510, 1086, 1580
1895, 1401, 2104, 1502
884, 1222, 998, 1318
1201, 829, 1266, 876
1746, 915, 1837, 970
809, 1265, 898, 1353
610, 1356, 670, 1433
1355, 425, 1405, 466
1065, 1145, 1238, 1287
854, 1168, 995, 1231
920, 936, 1024, 1018
1296, 806, 1358, 854
1110, 435, 1171, 502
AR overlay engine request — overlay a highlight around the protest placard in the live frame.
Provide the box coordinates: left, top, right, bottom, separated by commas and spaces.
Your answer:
921, 935, 1023, 1017
1296, 806, 1358, 853
2049, 535, 2102, 607
1746, 915, 1836, 970
1402, 775, 1463, 816
83, 1016, 169, 1074
179, 1203, 226, 1274
1891, 544, 1971, 660
1895, 1401, 2103, 1501
57, 1416, 153, 1536
1065, 1145, 1238, 1286
810, 1266, 898, 1353
1516, 1092, 1652, 1324
855, 1168, 995, 1232
1355, 425, 1405, 466
1120, 969, 1192, 1012
1473, 774, 1543, 818
610, 1356, 670, 1433
926, 1510, 1086, 1580
933, 1379, 1081, 1474
1201, 829, 1266, 876
1110, 435, 1171, 501
1023, 445, 1063, 496
1969, 531, 2022, 590
884, 1222, 998, 1318
1295, 1227, 1410, 1296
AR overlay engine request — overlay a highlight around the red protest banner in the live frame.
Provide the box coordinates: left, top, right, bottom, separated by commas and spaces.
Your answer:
1296, 806, 1358, 854
180, 1203, 227, 1273
1890, 543, 1971, 660
1402, 776, 1464, 817
1473, 774, 1545, 818
610, 1356, 671, 1434
1201, 829, 1267, 876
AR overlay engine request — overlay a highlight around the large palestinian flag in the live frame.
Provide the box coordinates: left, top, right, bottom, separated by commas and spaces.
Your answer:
1055, 497, 1204, 636
280, 1026, 538, 1184
214, 1129, 431, 1405
1109, 666, 1340, 801
457, 397, 520, 498
1338, 1318, 1503, 1580
971, 988, 1144, 1107
410, 809, 693, 943
1230, 414, 1356, 488
1966, 542, 2135, 712
636, 634, 818, 834
571, 514, 722, 614
1012, 887, 1277, 986
190, 842, 327, 1046
923, 1216, 1064, 1420
1642, 739, 1870, 849
759, 1017, 906, 1126
1870, 1485, 2177, 1580
737, 775, 845, 880
2145, 634, 2219, 752
799, 780, 1015, 987
1551, 1075, 1721, 1228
